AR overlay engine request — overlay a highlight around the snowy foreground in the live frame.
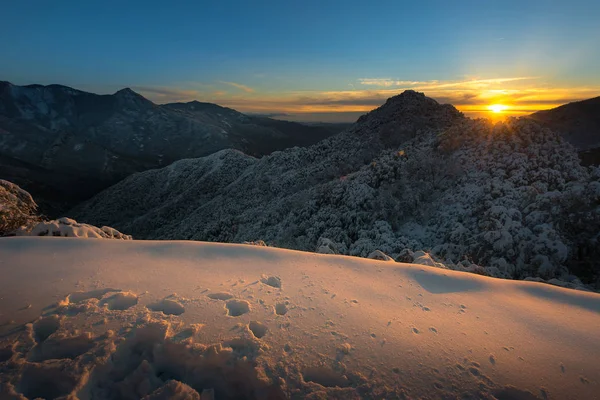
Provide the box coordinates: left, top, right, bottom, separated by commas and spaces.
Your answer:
0, 238, 599, 400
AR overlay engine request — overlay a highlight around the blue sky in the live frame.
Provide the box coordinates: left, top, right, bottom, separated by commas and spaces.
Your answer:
2, 0, 599, 121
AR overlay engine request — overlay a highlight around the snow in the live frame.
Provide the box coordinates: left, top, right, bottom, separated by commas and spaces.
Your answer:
366, 250, 394, 261
412, 250, 447, 269
15, 217, 132, 240
1, 237, 599, 399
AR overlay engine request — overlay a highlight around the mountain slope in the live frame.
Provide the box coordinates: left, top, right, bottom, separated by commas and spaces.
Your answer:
0, 82, 340, 215
71, 91, 600, 286
70, 91, 463, 244
529, 96, 600, 165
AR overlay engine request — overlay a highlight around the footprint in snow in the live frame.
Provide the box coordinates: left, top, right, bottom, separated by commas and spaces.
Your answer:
147, 297, 185, 316
32, 315, 61, 343
28, 333, 95, 362
207, 292, 234, 301
248, 321, 268, 338
274, 303, 288, 315
100, 292, 138, 311
226, 300, 251, 317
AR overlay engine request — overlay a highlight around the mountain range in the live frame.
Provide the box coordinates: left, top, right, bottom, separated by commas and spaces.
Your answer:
2, 82, 600, 286
0, 82, 344, 215
69, 90, 600, 287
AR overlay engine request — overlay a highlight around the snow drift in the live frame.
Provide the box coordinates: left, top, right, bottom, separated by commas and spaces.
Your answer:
0, 237, 598, 399
15, 217, 132, 240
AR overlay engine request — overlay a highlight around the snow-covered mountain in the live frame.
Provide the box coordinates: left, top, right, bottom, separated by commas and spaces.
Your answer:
71, 90, 600, 286
529, 96, 600, 165
0, 82, 340, 215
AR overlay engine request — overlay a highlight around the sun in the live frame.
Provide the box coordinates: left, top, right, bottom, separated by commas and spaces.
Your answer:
488, 104, 507, 113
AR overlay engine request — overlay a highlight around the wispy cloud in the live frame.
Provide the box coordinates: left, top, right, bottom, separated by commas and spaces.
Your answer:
129, 78, 600, 121
215, 83, 600, 118
358, 76, 537, 89
219, 81, 255, 93
359, 79, 438, 87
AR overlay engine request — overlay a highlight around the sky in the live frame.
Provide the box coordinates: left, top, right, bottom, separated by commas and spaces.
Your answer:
1, 0, 599, 122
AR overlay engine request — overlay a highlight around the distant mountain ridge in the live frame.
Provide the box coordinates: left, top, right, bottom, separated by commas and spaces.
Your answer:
0, 81, 341, 214
529, 96, 600, 165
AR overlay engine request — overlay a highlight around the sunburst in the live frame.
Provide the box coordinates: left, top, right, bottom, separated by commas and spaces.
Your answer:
488, 104, 507, 113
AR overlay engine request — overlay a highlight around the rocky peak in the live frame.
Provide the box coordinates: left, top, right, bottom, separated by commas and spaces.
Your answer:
355, 90, 464, 147
357, 90, 462, 126
114, 87, 137, 96
114, 87, 154, 110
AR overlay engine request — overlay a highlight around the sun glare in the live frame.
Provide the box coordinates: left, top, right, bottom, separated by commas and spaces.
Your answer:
488, 104, 507, 113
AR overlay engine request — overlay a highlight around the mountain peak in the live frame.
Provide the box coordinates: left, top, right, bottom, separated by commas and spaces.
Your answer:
0, 81, 12, 95
114, 87, 154, 108
114, 87, 139, 96
381, 90, 443, 109
389, 89, 426, 99
355, 91, 463, 142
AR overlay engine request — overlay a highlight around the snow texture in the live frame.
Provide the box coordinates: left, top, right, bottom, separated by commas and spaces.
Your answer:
0, 237, 599, 399
15, 217, 132, 240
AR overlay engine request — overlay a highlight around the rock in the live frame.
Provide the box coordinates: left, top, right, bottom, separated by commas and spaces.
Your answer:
367, 250, 394, 261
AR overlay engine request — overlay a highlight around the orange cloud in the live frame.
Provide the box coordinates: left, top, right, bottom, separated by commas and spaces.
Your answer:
359, 79, 438, 87
358, 77, 536, 90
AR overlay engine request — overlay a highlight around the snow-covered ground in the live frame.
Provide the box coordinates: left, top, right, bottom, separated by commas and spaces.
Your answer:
0, 238, 599, 399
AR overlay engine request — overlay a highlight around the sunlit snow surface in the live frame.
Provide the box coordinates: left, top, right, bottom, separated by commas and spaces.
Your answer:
0, 238, 598, 399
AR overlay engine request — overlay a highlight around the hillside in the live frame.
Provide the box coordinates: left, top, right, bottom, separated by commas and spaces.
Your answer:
529, 96, 600, 165
70, 91, 600, 287
0, 82, 340, 215
0, 237, 599, 399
